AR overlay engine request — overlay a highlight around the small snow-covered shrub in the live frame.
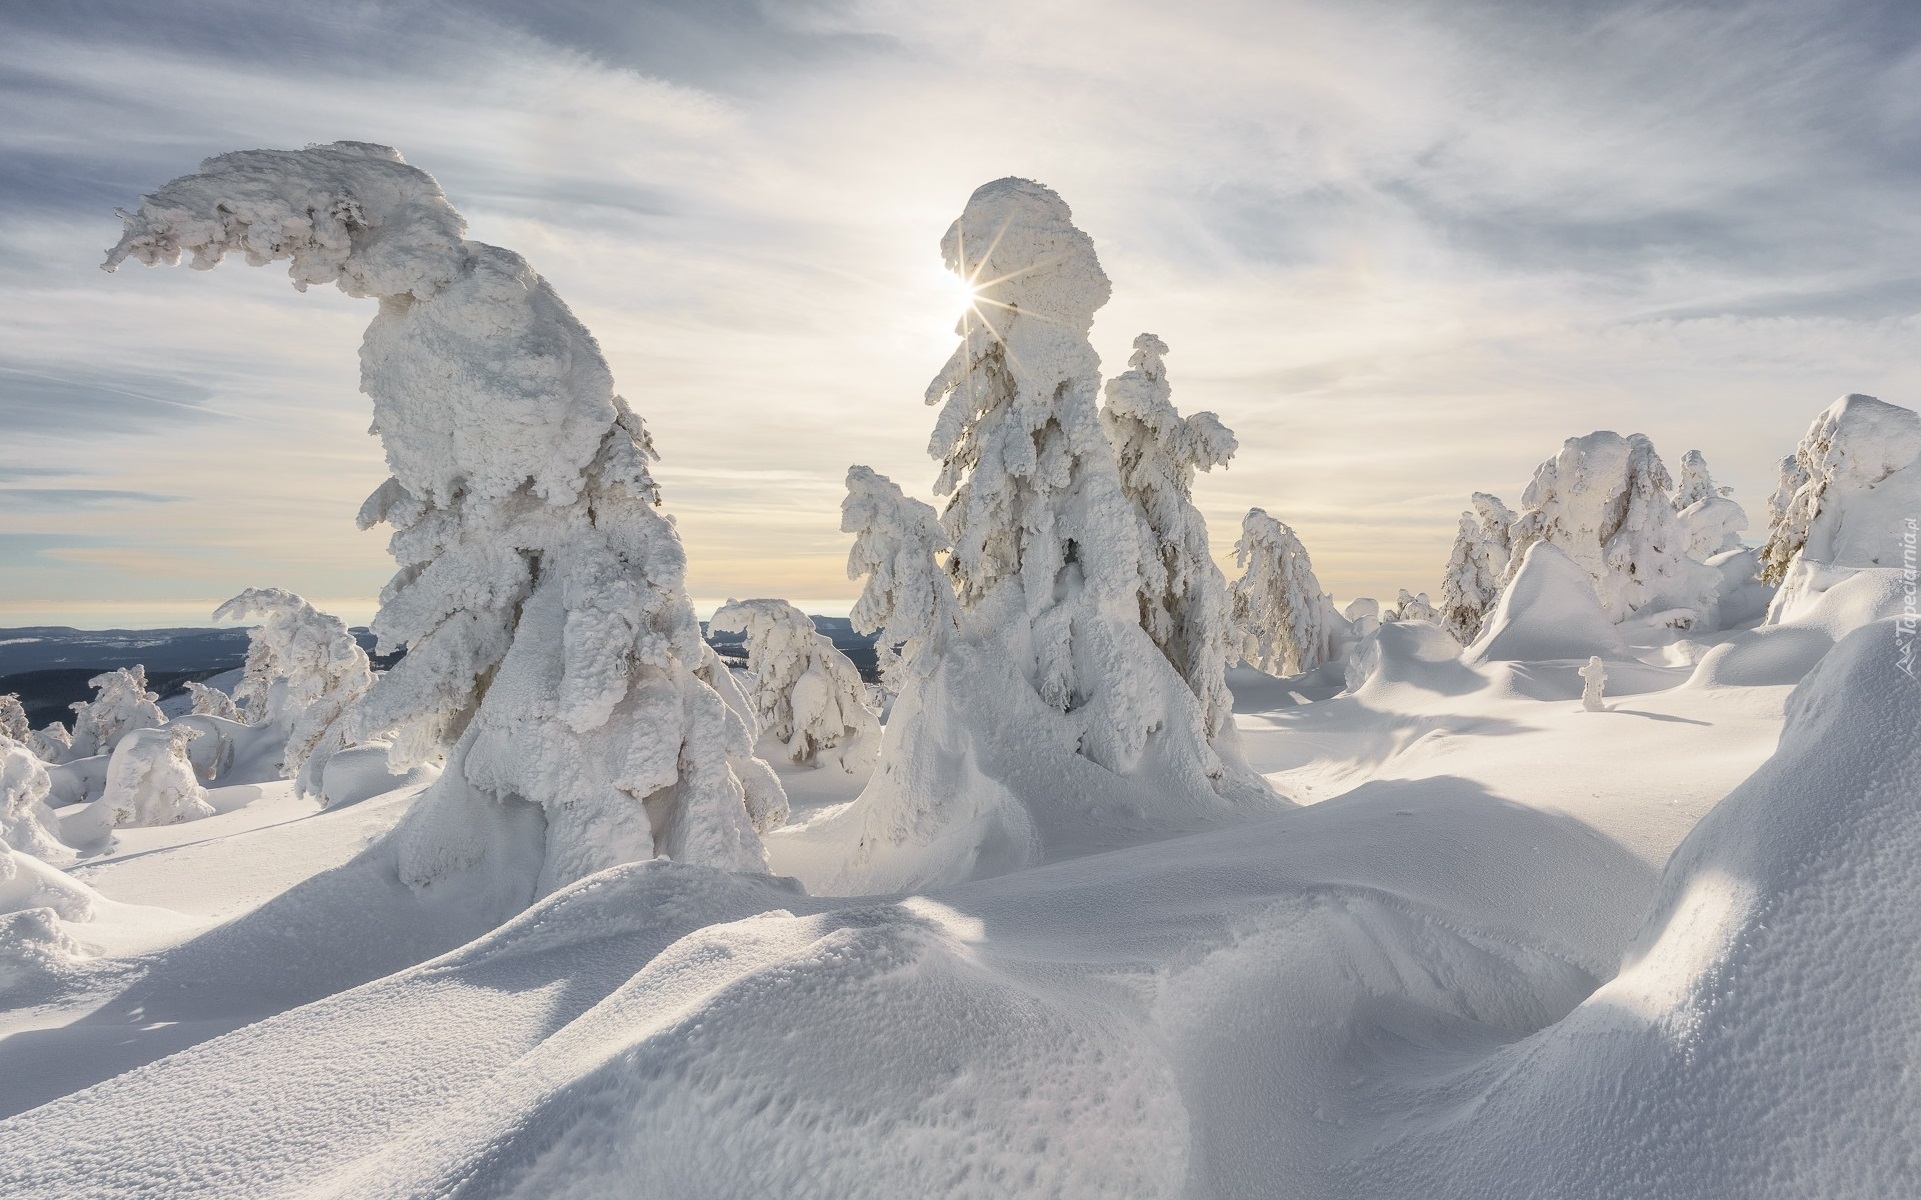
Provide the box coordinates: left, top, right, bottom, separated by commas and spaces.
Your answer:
184, 679, 242, 721
1507, 431, 1720, 624
86, 725, 214, 829
1232, 509, 1341, 676
1438, 492, 1515, 645
67, 666, 165, 759
708, 599, 879, 772
1101, 332, 1240, 739
214, 588, 373, 795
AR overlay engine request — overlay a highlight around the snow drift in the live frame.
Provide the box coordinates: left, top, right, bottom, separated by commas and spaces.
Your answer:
1349, 617, 1921, 1198
1464, 543, 1631, 664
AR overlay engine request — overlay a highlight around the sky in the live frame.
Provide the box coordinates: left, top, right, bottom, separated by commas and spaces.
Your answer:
2, 0, 1919, 628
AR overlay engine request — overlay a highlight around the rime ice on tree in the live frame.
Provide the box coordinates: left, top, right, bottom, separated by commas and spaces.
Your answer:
1439, 492, 1516, 644
67, 667, 165, 760
1232, 509, 1340, 676
1385, 590, 1440, 624
214, 588, 375, 797
707, 599, 879, 773
789, 179, 1270, 894
1669, 450, 1748, 560
1101, 333, 1241, 740
107, 142, 784, 899
183, 681, 241, 722
1507, 431, 1720, 625
1579, 656, 1608, 712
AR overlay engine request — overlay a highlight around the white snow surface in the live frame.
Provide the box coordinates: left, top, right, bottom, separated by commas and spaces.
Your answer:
0, 550, 1906, 1196
1464, 543, 1632, 664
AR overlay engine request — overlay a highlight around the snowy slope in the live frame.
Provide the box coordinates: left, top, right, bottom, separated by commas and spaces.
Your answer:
2, 604, 1874, 1198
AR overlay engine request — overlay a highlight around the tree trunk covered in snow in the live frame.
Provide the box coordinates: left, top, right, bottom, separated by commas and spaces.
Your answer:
106, 142, 783, 899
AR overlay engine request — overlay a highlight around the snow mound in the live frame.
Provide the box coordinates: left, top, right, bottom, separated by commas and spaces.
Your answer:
1342, 619, 1472, 697
318, 741, 440, 808
1688, 563, 1910, 688
327, 899, 1187, 1199
1761, 393, 1921, 583
1352, 618, 1921, 1198
0, 835, 97, 995
1464, 543, 1631, 664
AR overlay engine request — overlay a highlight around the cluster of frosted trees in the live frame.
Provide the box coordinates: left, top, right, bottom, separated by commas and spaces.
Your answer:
40, 139, 1904, 909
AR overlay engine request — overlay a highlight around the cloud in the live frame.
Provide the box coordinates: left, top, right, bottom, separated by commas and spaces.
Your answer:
2, 0, 1919, 619
0, 488, 182, 510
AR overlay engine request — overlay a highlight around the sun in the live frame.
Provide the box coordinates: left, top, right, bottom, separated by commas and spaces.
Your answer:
934, 264, 980, 325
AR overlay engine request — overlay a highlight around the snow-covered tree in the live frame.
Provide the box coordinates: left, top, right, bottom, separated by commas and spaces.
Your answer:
1506, 431, 1719, 623
842, 466, 957, 690
25, 723, 71, 766
184, 680, 241, 722
1, 741, 70, 863
1760, 394, 1921, 584
213, 588, 374, 795
108, 142, 784, 897
67, 667, 165, 760
1668, 450, 1748, 560
85, 725, 213, 828
0, 696, 27, 746
1438, 492, 1515, 645
800, 179, 1267, 894
1232, 508, 1341, 676
1100, 332, 1240, 739
708, 599, 879, 772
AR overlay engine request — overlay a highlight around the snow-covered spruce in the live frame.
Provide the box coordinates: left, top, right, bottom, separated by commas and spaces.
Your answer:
1384, 589, 1439, 624
107, 142, 784, 897
1669, 450, 1748, 560
780, 179, 1268, 893
184, 680, 241, 722
707, 599, 879, 772
1759, 394, 1921, 586
1438, 492, 1515, 645
1579, 656, 1608, 712
841, 465, 957, 690
66, 666, 165, 760
1231, 508, 1341, 676
1506, 431, 1720, 625
213, 588, 374, 797
1100, 332, 1241, 741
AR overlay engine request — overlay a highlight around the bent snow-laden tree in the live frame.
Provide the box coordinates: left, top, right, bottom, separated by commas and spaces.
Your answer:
1506, 431, 1720, 625
107, 142, 783, 898
1438, 492, 1516, 644
841, 465, 957, 690
787, 179, 1269, 894
1232, 509, 1341, 676
1100, 333, 1241, 742
183, 681, 241, 722
708, 599, 879, 772
214, 588, 375, 796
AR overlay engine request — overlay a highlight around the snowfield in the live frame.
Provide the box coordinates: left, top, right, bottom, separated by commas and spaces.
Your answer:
0, 147, 1915, 1197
